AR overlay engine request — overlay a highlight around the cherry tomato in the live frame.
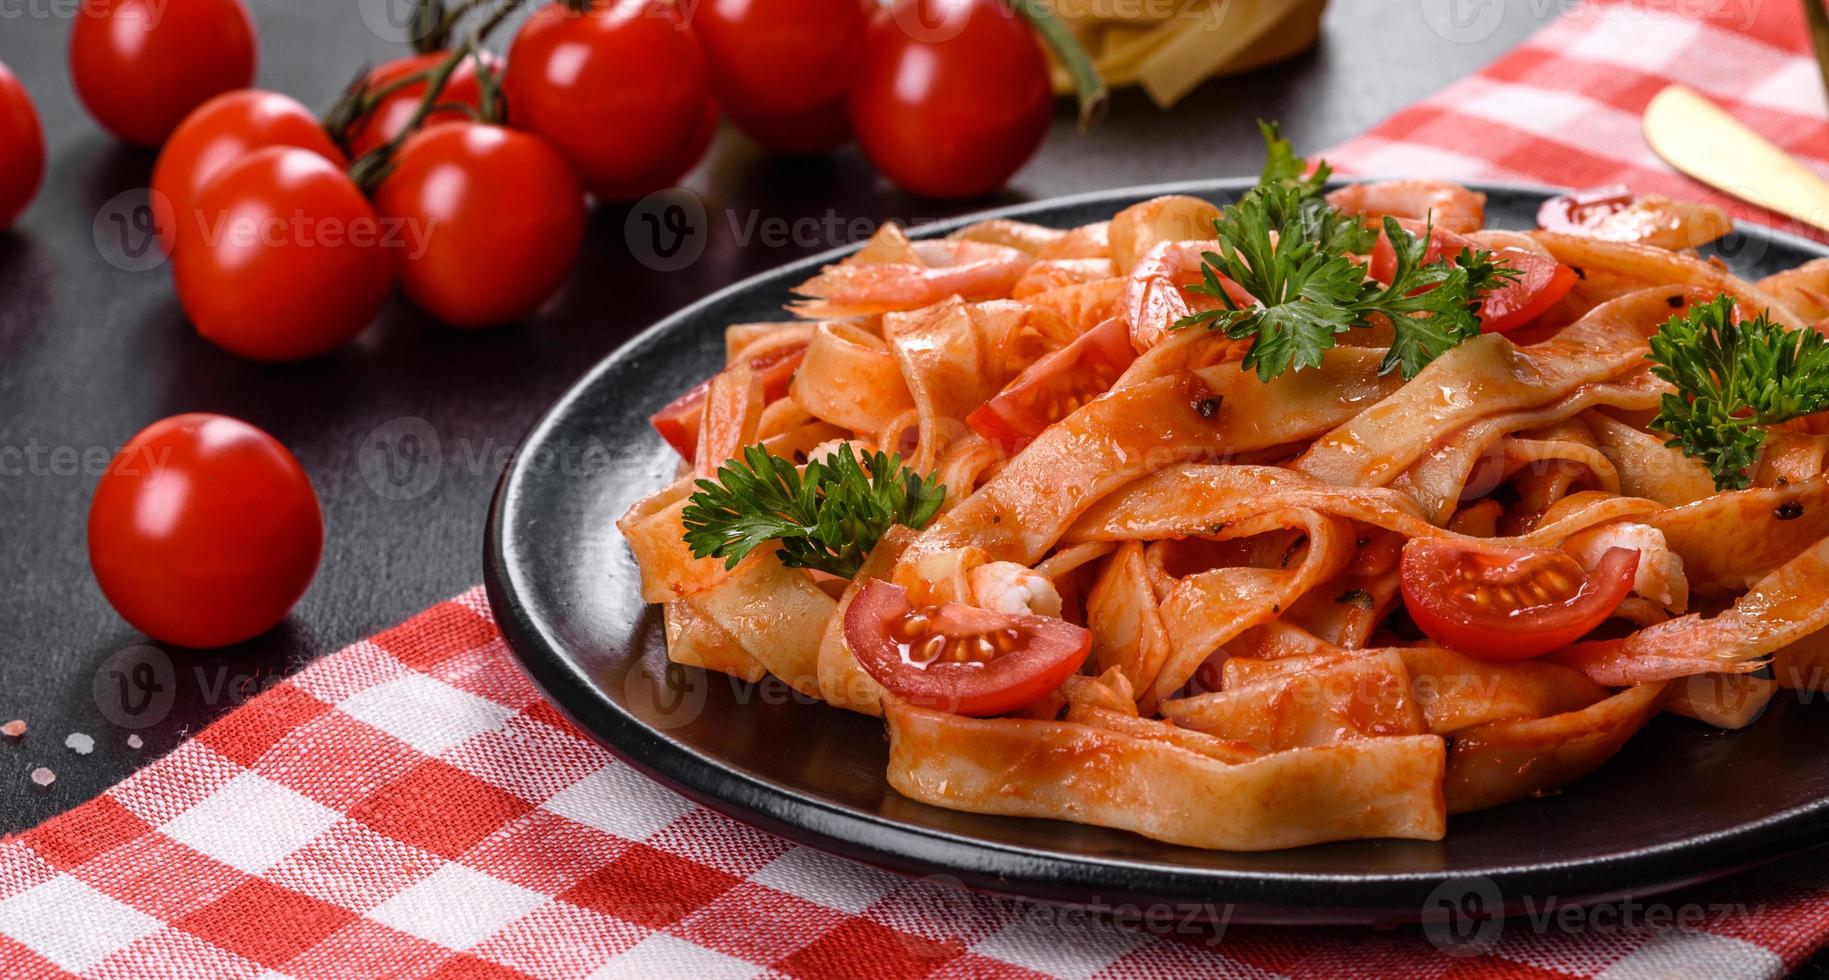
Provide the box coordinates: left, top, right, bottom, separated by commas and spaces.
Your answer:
1476, 248, 1578, 333
504, 0, 714, 200
849, 0, 1053, 199
151, 90, 346, 254
374, 122, 585, 328
651, 342, 806, 458
692, 0, 864, 153
1399, 538, 1638, 661
1536, 184, 1633, 232
727, 99, 851, 156
967, 316, 1135, 455
89, 414, 322, 648
0, 61, 43, 230
1368, 222, 1578, 335
343, 51, 503, 161
70, 0, 256, 146
173, 147, 393, 361
586, 98, 720, 202
845, 579, 1090, 716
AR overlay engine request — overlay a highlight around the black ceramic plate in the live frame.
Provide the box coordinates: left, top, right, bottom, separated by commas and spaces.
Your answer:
485, 179, 1829, 924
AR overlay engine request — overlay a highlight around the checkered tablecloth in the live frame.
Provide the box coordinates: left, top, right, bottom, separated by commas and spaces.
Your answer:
7, 2, 1829, 977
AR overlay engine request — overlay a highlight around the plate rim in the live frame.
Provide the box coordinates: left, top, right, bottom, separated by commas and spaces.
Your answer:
484, 178, 1829, 923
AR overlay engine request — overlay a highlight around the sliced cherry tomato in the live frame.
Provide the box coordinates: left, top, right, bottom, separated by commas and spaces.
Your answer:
89, 413, 322, 648
1536, 184, 1633, 232
693, 0, 865, 153
1477, 249, 1577, 333
152, 89, 347, 254
0, 60, 43, 230
1399, 538, 1638, 661
173, 147, 393, 361
374, 122, 585, 328
966, 317, 1136, 454
849, 0, 1053, 199
343, 51, 503, 160
845, 579, 1090, 716
70, 0, 257, 146
651, 342, 807, 458
504, 0, 714, 200
1368, 222, 1578, 335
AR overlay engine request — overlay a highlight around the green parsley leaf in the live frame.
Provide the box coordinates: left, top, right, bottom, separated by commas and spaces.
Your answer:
1174, 127, 1517, 382
1257, 119, 1329, 197
681, 443, 945, 579
1647, 294, 1829, 490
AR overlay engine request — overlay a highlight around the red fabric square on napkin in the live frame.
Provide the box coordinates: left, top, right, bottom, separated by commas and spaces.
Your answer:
347, 759, 532, 860
20, 797, 151, 871
175, 878, 358, 967
559, 844, 742, 929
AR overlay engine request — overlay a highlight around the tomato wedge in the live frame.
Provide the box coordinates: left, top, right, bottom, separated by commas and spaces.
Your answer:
966, 317, 1137, 455
1368, 222, 1577, 335
650, 343, 806, 459
1399, 538, 1639, 662
844, 579, 1091, 717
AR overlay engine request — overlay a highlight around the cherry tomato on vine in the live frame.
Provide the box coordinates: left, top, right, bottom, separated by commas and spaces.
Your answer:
504, 0, 714, 200
0, 61, 43, 230
343, 50, 503, 160
693, 0, 865, 153
849, 0, 1053, 199
726, 101, 851, 155
70, 0, 257, 146
588, 98, 720, 202
151, 90, 346, 254
173, 147, 393, 361
1399, 538, 1638, 662
374, 122, 585, 328
845, 579, 1090, 717
89, 413, 322, 649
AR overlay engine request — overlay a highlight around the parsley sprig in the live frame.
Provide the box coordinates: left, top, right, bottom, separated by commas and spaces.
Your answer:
681, 443, 945, 579
1647, 294, 1829, 490
1174, 124, 1518, 381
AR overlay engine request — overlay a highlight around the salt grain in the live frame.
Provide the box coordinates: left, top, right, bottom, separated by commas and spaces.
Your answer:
29, 767, 53, 787
1, 720, 24, 738
65, 733, 94, 755
127, 734, 143, 749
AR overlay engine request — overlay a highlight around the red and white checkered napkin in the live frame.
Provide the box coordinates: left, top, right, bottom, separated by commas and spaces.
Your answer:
9, 2, 1829, 977
1325, 0, 1829, 238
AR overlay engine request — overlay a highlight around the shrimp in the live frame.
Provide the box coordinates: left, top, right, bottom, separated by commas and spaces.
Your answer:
947, 218, 1066, 256
1540, 187, 1732, 251
1012, 257, 1116, 299
1757, 257, 1829, 324
969, 561, 1064, 618
1564, 522, 1690, 612
1036, 221, 1112, 261
789, 224, 1032, 319
1122, 240, 1254, 352
1108, 195, 1221, 273
1325, 179, 1486, 235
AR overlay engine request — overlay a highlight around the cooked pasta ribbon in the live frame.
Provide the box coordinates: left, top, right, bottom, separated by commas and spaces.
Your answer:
619, 180, 1829, 851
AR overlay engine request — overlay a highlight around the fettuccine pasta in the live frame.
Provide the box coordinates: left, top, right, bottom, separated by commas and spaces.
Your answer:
619, 173, 1829, 852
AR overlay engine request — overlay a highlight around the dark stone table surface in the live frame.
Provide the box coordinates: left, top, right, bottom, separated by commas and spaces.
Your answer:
0, 0, 1559, 829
